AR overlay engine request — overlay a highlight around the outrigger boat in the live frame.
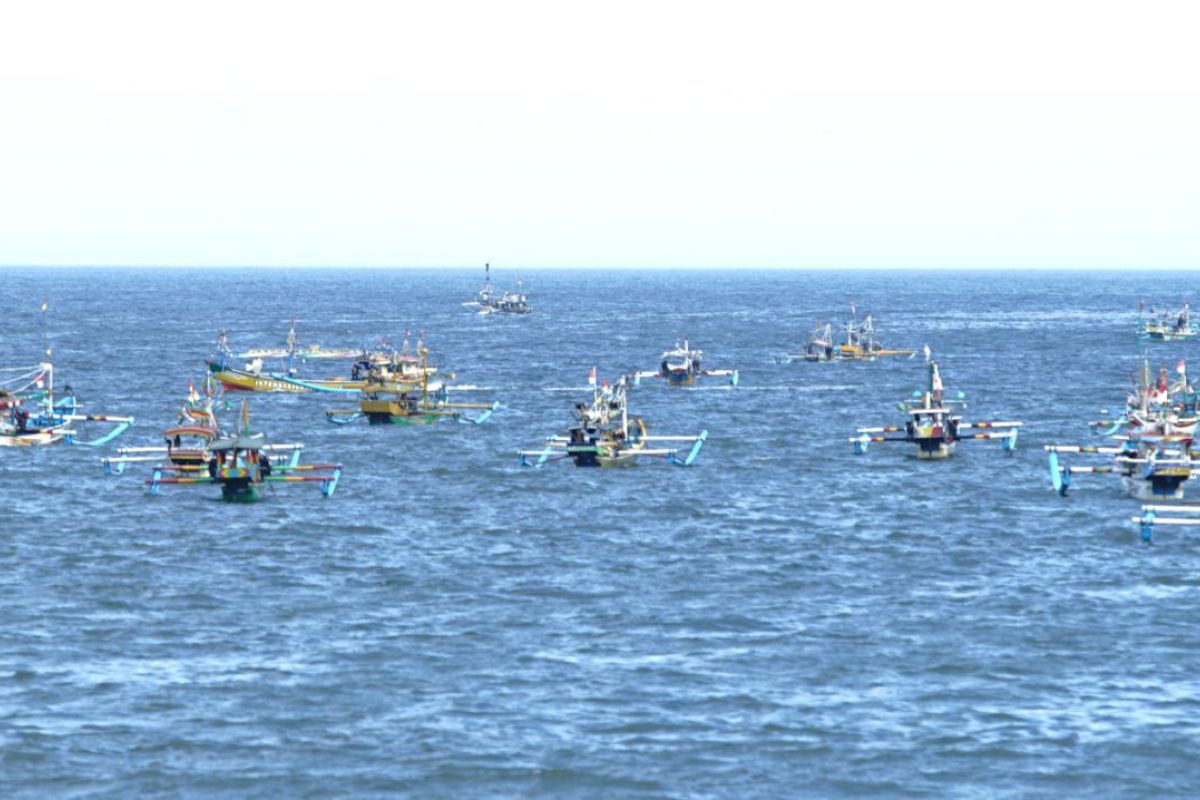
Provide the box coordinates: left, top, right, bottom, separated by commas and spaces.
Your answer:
1137, 300, 1197, 342
1088, 357, 1198, 438
519, 372, 707, 467
326, 349, 498, 426
632, 340, 738, 387
463, 263, 531, 315
102, 378, 303, 475
220, 319, 361, 362
850, 358, 1021, 459
146, 402, 341, 501
209, 329, 443, 394
1047, 358, 1200, 501
778, 306, 914, 363
1, 360, 133, 447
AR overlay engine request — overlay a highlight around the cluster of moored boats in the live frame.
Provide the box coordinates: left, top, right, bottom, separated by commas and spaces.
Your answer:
5, 286, 1200, 536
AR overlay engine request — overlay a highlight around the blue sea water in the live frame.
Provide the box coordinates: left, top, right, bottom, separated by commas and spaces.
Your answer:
2, 267, 1200, 798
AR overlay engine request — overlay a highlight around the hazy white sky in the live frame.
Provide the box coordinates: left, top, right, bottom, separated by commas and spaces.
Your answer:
1, 1, 1196, 268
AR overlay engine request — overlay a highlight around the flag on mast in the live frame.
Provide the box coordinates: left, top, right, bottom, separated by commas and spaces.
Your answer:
587, 366, 597, 387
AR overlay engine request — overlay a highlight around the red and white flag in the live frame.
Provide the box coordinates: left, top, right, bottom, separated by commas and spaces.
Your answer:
587, 366, 597, 387
1176, 359, 1186, 376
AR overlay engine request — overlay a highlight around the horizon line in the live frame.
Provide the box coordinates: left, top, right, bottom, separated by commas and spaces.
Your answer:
3, 264, 1198, 272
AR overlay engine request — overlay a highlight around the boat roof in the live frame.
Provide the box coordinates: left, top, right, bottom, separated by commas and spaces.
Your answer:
209, 433, 267, 451
163, 425, 218, 439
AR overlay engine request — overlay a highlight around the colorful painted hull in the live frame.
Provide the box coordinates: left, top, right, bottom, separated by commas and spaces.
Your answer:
208, 362, 429, 394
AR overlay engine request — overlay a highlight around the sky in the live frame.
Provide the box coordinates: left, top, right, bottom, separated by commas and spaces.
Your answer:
0, 1, 1197, 269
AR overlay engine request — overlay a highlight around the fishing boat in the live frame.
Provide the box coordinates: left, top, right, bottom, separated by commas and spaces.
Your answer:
463, 263, 531, 315
1, 360, 133, 447
632, 340, 738, 387
778, 306, 914, 363
209, 329, 443, 394
102, 378, 302, 475
519, 372, 707, 467
1137, 300, 1197, 342
850, 358, 1021, 459
325, 348, 498, 425
1088, 357, 1198, 437
146, 402, 341, 501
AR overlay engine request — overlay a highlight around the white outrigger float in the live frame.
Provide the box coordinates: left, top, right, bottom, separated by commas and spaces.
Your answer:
632, 340, 738, 387
850, 358, 1021, 459
519, 373, 707, 468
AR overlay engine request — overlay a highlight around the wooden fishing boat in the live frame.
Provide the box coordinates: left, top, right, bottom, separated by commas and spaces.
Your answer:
519, 372, 707, 468
778, 306, 914, 363
1137, 300, 1197, 342
632, 340, 738, 387
325, 349, 498, 426
146, 403, 341, 501
850, 358, 1021, 459
1, 360, 133, 447
1046, 356, 1200, 502
209, 330, 444, 394
102, 380, 302, 475
463, 263, 531, 315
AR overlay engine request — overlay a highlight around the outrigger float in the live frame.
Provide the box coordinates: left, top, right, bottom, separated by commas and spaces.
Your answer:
1, 360, 133, 447
850, 359, 1021, 459
146, 403, 341, 501
519, 373, 707, 467
778, 306, 914, 363
632, 340, 738, 387
326, 349, 498, 426
1137, 300, 1197, 342
102, 378, 303, 476
463, 263, 530, 315
1130, 504, 1200, 542
209, 328, 443, 394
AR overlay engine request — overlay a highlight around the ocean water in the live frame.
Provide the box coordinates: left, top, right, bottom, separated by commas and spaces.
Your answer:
2, 268, 1199, 798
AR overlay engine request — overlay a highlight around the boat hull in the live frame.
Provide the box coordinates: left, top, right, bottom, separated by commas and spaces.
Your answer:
220, 477, 264, 502
914, 437, 955, 459
0, 430, 65, 446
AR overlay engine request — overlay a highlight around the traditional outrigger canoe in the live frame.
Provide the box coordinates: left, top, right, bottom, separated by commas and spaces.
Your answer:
326, 348, 498, 426
102, 379, 303, 475
519, 372, 707, 467
778, 307, 914, 363
1137, 300, 1197, 342
1046, 358, 1200, 501
145, 403, 341, 501
632, 340, 738, 387
850, 359, 1021, 459
1, 360, 133, 447
463, 263, 531, 315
